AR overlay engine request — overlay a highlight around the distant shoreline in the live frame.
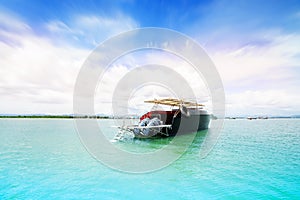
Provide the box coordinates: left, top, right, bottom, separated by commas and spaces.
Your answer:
0, 115, 110, 119
0, 115, 299, 119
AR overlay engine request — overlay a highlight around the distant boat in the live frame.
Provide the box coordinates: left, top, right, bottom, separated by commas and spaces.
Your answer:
258, 116, 268, 119
115, 98, 211, 138
248, 116, 268, 120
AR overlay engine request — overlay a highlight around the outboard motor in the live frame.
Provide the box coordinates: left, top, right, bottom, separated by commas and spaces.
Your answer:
133, 117, 150, 135
141, 117, 162, 136
180, 105, 190, 117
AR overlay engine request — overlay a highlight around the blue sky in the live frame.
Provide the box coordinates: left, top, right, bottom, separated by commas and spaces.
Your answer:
0, 0, 300, 116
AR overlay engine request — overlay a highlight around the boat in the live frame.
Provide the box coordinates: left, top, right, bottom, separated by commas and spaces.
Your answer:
115, 98, 211, 138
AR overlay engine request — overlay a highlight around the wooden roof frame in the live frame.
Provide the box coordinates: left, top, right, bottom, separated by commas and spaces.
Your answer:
144, 98, 204, 107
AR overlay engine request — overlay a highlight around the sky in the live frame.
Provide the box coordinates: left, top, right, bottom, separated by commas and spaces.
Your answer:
0, 0, 300, 116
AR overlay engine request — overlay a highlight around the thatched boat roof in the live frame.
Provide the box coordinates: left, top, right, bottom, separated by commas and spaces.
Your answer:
144, 98, 204, 107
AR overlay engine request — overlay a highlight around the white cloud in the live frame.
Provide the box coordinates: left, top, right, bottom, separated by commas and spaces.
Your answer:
0, 28, 89, 114
211, 33, 300, 84
208, 32, 300, 116
226, 90, 300, 116
0, 11, 139, 114
94, 50, 212, 115
1, 10, 300, 116
0, 12, 138, 114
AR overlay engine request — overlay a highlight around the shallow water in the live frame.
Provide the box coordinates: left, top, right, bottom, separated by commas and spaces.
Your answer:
0, 119, 299, 199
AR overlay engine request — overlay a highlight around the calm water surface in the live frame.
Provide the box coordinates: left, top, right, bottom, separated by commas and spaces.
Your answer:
0, 119, 299, 199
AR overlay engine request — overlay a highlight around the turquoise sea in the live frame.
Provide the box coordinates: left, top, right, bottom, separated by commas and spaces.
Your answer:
0, 119, 299, 199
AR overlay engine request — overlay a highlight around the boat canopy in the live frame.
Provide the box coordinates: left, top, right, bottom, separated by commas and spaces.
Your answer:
144, 98, 204, 107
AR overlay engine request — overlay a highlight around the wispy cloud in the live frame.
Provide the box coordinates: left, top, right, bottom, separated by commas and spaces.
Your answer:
212, 33, 300, 83
45, 14, 139, 47
293, 11, 300, 19
0, 12, 31, 33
